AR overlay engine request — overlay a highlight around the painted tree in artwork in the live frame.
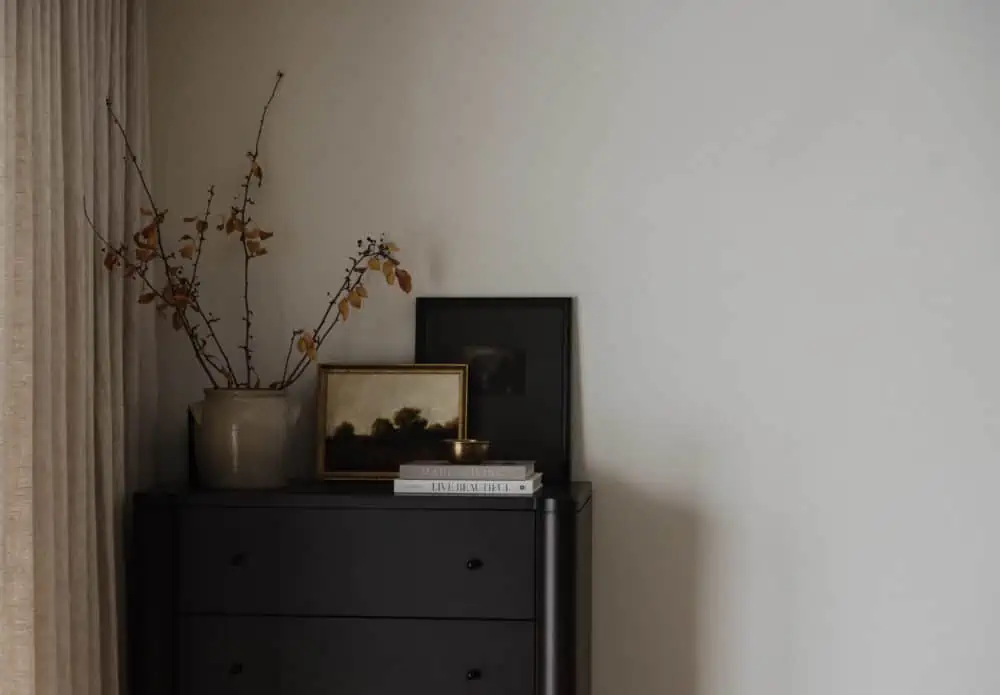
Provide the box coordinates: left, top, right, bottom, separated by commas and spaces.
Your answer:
392, 407, 428, 433
370, 418, 395, 439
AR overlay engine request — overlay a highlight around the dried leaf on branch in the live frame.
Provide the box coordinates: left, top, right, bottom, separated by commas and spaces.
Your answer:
396, 268, 412, 294
179, 234, 196, 259
135, 224, 157, 249
296, 331, 317, 361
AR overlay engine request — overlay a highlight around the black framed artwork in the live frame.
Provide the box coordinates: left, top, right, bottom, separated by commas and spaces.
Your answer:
415, 297, 572, 482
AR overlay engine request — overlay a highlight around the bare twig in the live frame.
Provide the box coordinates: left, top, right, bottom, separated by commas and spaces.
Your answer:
278, 331, 299, 388
106, 99, 161, 226
190, 185, 215, 290
187, 185, 237, 385
236, 71, 284, 386
202, 350, 229, 379
193, 304, 236, 386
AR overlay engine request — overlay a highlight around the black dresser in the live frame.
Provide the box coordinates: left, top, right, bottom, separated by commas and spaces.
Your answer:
131, 482, 592, 695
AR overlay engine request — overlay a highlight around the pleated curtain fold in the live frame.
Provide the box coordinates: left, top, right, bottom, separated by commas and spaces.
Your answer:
0, 1, 157, 694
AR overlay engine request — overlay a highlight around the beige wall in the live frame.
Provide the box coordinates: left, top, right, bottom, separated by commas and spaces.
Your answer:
150, 1, 1000, 693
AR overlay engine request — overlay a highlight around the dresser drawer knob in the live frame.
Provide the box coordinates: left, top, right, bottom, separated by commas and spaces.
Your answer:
465, 558, 484, 571
229, 662, 244, 676
466, 668, 482, 681
230, 553, 247, 567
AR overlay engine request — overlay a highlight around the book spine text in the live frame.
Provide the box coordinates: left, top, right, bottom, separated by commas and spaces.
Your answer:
399, 465, 532, 480
394, 479, 538, 495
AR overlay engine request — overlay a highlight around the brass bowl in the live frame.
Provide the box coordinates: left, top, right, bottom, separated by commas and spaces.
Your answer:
445, 439, 491, 465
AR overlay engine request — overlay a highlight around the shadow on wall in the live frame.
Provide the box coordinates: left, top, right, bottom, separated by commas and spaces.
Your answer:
589, 472, 704, 695
571, 297, 705, 694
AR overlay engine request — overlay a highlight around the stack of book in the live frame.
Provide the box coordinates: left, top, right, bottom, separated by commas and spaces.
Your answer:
394, 461, 541, 496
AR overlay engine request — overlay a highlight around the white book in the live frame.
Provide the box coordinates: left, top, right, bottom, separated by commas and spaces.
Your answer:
399, 460, 535, 481
394, 473, 542, 496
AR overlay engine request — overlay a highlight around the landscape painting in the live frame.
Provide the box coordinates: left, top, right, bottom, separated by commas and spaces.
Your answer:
317, 364, 468, 478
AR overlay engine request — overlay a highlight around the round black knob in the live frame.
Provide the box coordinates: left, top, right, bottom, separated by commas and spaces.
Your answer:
230, 553, 246, 567
466, 668, 482, 681
229, 662, 244, 676
466, 558, 484, 571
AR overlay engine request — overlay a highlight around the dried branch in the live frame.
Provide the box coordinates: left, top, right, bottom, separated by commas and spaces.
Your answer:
278, 331, 300, 388
281, 266, 367, 387
92, 71, 413, 392
236, 71, 284, 385
106, 102, 243, 387
85, 201, 222, 387
189, 185, 214, 290
282, 238, 403, 388
106, 99, 161, 227
185, 186, 238, 385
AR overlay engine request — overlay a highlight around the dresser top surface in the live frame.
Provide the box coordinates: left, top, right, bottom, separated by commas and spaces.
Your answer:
137, 480, 592, 512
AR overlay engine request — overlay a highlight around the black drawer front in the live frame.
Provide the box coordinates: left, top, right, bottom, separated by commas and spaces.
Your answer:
181, 616, 535, 695
179, 616, 281, 695
281, 509, 535, 619
178, 508, 535, 620
178, 508, 282, 614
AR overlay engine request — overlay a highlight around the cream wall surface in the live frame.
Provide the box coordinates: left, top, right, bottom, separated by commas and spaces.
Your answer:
150, 1, 1000, 694
0, 1, 156, 694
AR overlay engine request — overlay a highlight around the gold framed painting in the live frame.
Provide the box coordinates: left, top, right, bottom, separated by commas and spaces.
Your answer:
317, 364, 468, 479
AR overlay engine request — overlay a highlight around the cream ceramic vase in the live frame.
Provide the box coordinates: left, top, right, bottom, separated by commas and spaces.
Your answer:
191, 388, 300, 489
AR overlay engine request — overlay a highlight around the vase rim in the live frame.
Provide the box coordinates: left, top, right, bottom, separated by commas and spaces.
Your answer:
204, 387, 287, 396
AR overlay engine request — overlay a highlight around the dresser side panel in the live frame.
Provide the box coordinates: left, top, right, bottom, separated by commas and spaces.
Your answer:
575, 499, 593, 695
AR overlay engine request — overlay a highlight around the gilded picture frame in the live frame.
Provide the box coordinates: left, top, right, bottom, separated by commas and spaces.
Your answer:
316, 364, 468, 479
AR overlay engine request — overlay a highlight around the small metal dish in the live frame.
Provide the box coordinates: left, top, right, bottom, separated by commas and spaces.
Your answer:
444, 439, 491, 465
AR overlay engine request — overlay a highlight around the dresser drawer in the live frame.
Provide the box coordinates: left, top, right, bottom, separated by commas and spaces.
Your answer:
178, 508, 282, 614
178, 507, 535, 619
180, 616, 535, 695
178, 616, 281, 695
282, 509, 535, 619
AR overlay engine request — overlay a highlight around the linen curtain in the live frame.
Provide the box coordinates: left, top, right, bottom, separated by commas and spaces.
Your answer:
0, 1, 157, 694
